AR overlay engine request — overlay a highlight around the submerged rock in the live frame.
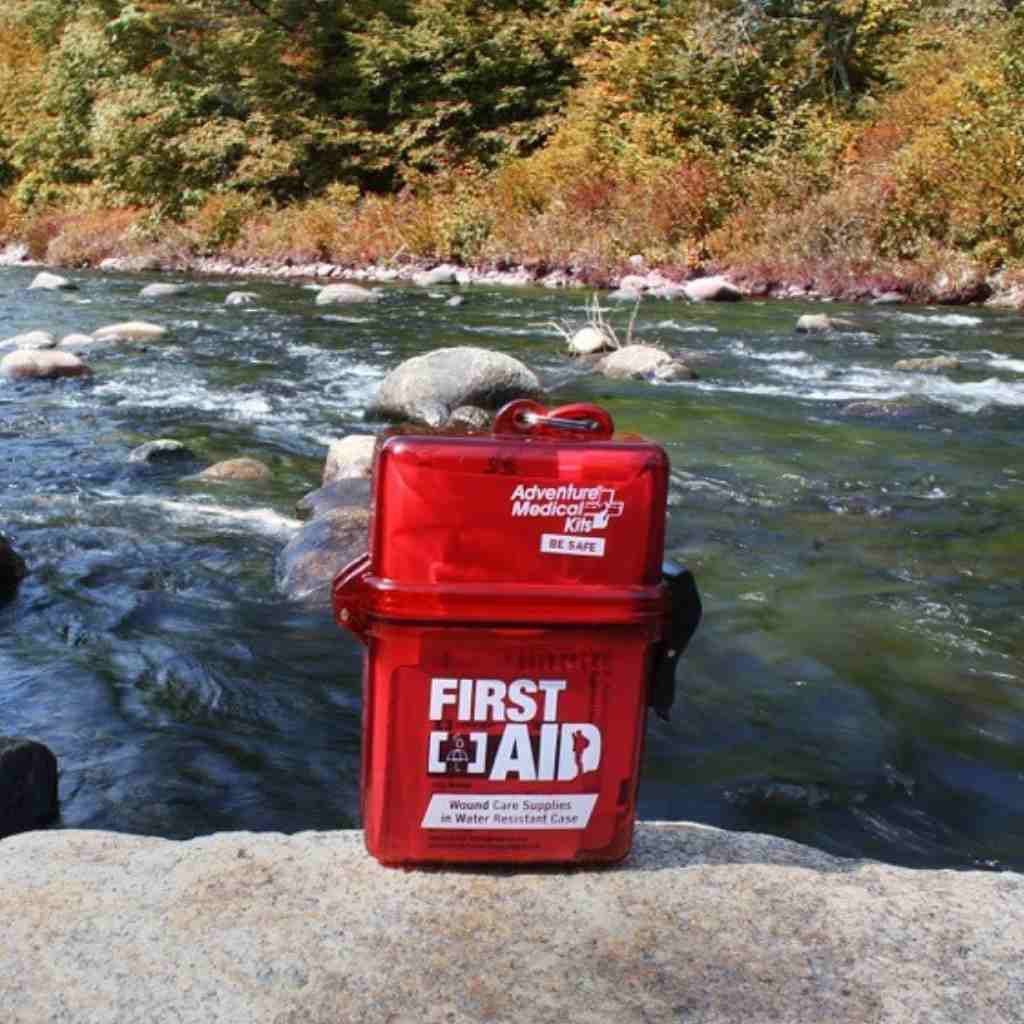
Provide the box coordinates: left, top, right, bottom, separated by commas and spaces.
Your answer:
1, 349, 92, 381
277, 507, 370, 603
893, 355, 961, 373
0, 737, 58, 837
369, 346, 540, 428
198, 458, 271, 483
841, 398, 928, 418
225, 291, 259, 306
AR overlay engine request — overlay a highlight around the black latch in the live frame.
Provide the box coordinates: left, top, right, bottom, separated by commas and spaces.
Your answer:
649, 559, 702, 721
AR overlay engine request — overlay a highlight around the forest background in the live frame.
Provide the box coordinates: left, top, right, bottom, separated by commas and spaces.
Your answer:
1, 0, 1023, 301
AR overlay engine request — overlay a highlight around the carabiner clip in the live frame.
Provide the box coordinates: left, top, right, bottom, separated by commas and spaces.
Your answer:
493, 399, 614, 440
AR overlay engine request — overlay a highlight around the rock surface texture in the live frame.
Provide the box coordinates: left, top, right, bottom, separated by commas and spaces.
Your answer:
276, 506, 370, 603
370, 346, 540, 427
0, 823, 1019, 1024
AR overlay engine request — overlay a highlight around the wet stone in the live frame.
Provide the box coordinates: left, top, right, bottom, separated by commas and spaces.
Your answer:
129, 440, 196, 464
0, 737, 59, 837
295, 479, 372, 521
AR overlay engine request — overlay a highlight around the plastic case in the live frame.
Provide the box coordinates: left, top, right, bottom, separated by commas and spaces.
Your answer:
333, 400, 694, 865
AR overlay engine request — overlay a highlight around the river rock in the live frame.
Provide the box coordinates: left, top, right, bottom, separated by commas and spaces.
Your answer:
276, 507, 370, 603
28, 271, 76, 291
0, 330, 57, 352
1, 823, 1021, 1024
314, 283, 381, 306
412, 265, 458, 287
369, 346, 540, 427
98, 254, 163, 272
198, 458, 271, 483
58, 333, 101, 352
893, 355, 961, 373
841, 398, 927, 418
446, 405, 491, 430
1, 349, 92, 381
92, 321, 168, 342
140, 283, 187, 299
652, 360, 699, 382
0, 535, 26, 602
0, 737, 58, 838
0, 243, 30, 265
129, 440, 196, 464
225, 291, 259, 306
445, 295, 465, 308
322, 435, 377, 485
608, 286, 643, 303
796, 313, 860, 334
651, 283, 690, 301
597, 344, 673, 380
295, 478, 372, 521
684, 275, 742, 302
568, 325, 615, 356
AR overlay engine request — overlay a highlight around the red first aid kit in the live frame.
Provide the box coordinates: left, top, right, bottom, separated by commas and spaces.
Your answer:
333, 399, 700, 866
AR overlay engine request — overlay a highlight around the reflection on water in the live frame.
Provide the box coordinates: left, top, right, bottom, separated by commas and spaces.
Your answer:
1, 266, 1023, 867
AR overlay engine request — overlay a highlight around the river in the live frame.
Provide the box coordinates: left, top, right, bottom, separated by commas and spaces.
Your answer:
1, 264, 1022, 869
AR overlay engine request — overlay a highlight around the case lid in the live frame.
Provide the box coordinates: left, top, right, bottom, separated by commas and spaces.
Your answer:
341, 401, 669, 627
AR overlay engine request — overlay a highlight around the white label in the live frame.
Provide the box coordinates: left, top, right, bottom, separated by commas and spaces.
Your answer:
540, 534, 606, 557
421, 793, 598, 830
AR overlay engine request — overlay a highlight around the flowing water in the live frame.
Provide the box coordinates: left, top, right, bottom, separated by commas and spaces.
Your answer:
2, 265, 1023, 869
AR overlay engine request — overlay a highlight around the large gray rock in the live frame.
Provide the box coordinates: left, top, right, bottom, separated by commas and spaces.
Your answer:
276, 506, 370, 602
370, 346, 540, 427
0, 823, 1020, 1024
0, 535, 26, 601
0, 737, 58, 837
1, 349, 92, 381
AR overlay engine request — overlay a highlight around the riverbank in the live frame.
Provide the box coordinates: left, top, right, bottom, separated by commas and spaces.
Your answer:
1, 822, 1020, 1024
4, 238, 1024, 311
